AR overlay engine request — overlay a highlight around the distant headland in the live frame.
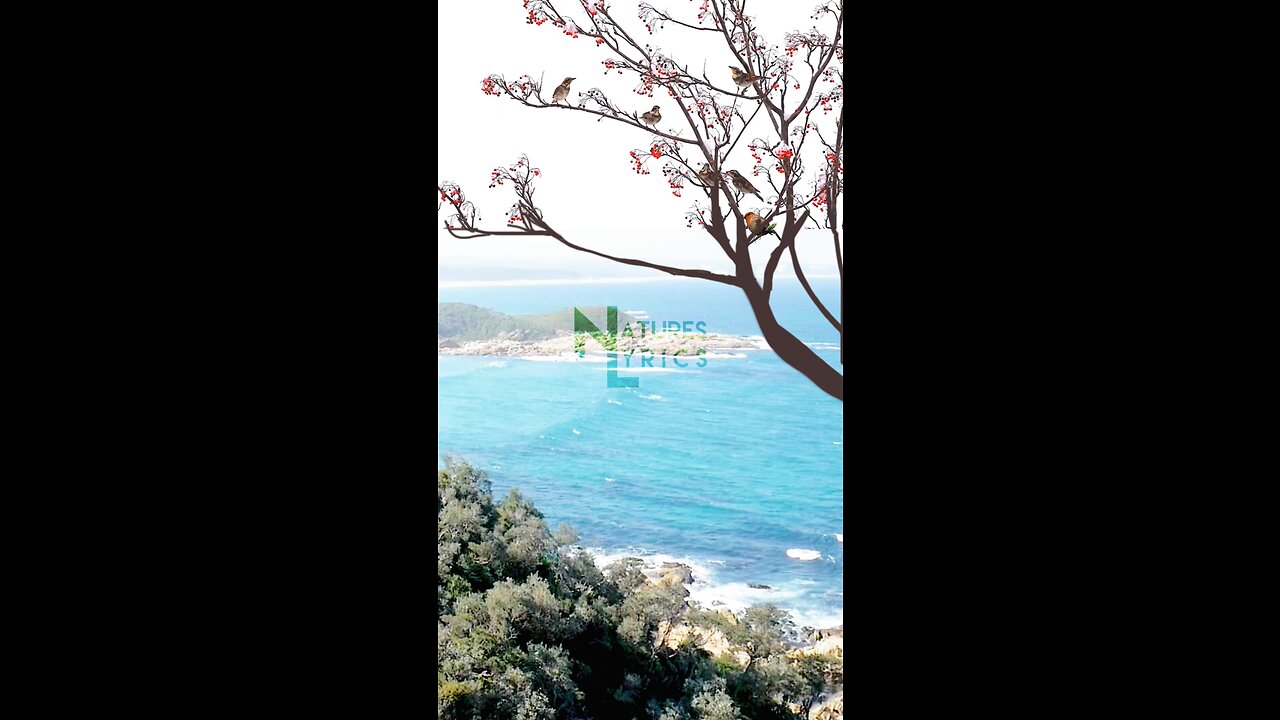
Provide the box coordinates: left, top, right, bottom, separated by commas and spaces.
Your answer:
437, 303, 763, 357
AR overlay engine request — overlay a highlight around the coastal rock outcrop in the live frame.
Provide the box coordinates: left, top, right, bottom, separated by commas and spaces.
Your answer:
437, 331, 760, 357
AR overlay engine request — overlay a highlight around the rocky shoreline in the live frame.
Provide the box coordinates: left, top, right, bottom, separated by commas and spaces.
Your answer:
438, 331, 763, 357
610, 558, 842, 651
640, 559, 844, 719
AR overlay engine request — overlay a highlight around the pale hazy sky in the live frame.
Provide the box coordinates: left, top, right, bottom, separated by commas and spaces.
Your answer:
437, 1, 842, 279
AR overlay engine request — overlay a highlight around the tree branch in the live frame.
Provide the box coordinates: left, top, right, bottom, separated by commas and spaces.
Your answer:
544, 226, 739, 286
788, 235, 840, 332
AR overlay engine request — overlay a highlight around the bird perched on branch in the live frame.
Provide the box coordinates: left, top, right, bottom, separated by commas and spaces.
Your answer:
698, 163, 720, 187
745, 213, 780, 244
729, 66, 763, 89
551, 77, 575, 103
724, 170, 765, 202
640, 105, 661, 128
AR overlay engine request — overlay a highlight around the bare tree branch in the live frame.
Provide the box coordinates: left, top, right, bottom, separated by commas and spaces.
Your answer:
445, 0, 844, 399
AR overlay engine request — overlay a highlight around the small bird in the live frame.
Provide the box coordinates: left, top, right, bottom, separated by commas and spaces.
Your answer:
697, 163, 720, 187
551, 77, 575, 103
729, 66, 763, 89
724, 170, 764, 202
745, 212, 779, 244
640, 105, 661, 128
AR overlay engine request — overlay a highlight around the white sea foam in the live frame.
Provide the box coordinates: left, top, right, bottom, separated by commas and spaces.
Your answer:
639, 394, 665, 401
689, 581, 842, 629
587, 549, 716, 584
604, 477, 616, 483
486, 361, 507, 368
606, 399, 623, 405
572, 429, 581, 435
583, 548, 842, 629
834, 534, 843, 543
806, 342, 842, 350
787, 548, 822, 561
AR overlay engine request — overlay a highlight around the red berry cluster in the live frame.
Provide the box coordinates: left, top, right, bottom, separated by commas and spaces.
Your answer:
661, 166, 685, 197
627, 150, 652, 175
481, 76, 502, 96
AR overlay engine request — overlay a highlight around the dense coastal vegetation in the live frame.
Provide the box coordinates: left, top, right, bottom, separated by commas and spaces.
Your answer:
438, 459, 843, 719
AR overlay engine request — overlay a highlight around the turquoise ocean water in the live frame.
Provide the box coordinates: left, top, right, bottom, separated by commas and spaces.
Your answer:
437, 278, 844, 628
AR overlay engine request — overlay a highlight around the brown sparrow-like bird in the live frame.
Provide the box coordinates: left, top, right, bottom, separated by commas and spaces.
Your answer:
724, 170, 764, 202
729, 66, 763, 89
551, 77, 575, 103
640, 105, 661, 128
697, 163, 720, 187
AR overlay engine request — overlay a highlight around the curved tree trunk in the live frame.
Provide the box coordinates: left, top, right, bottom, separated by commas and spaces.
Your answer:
740, 283, 844, 401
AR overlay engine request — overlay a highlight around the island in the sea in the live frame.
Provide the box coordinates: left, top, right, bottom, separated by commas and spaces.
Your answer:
437, 302, 764, 357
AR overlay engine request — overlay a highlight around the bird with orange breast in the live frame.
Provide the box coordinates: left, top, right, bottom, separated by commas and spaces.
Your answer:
744, 212, 780, 244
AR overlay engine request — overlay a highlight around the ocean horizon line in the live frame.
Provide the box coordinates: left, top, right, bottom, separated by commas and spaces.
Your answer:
438, 274, 840, 289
